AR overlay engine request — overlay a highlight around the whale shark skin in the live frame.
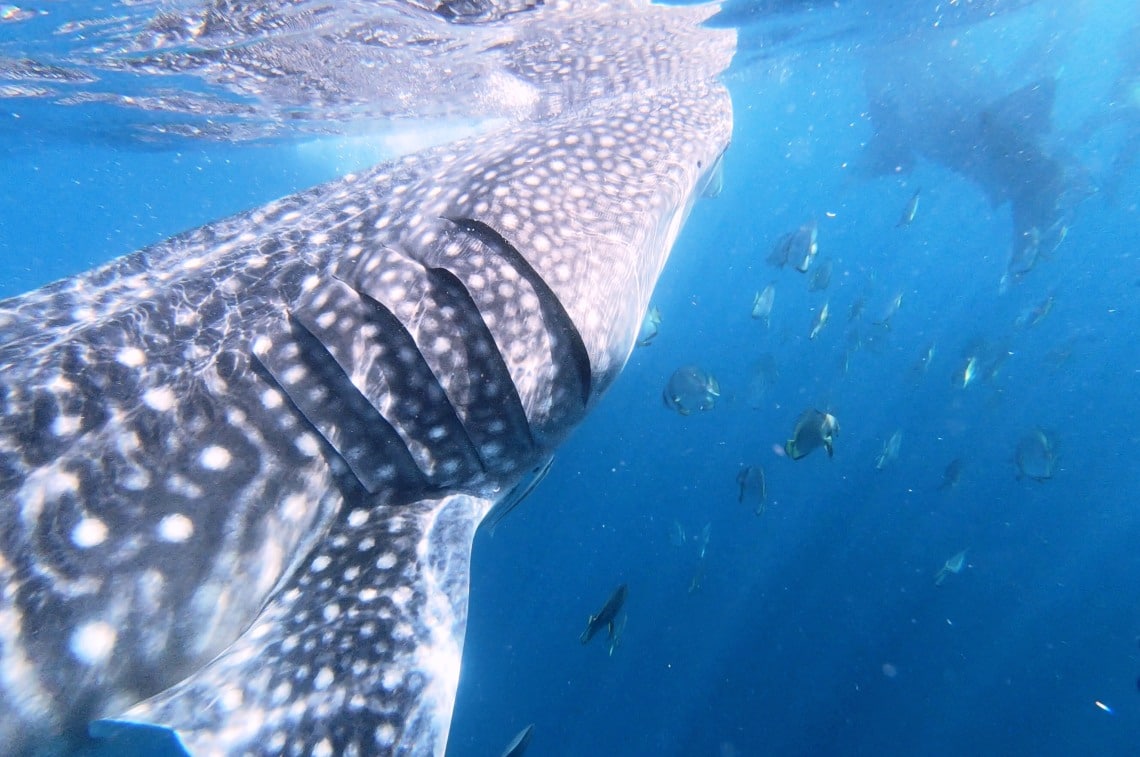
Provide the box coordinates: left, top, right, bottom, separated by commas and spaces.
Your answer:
0, 1, 735, 754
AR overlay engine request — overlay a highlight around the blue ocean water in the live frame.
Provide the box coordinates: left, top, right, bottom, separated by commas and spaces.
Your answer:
1, 0, 1138, 755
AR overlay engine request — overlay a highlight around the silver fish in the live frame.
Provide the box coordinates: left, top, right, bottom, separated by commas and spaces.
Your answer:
896, 187, 921, 227
0, 1, 735, 753
784, 409, 840, 460
751, 284, 776, 326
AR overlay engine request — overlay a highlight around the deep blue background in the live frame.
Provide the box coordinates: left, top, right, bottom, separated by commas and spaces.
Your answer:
2, 0, 1139, 755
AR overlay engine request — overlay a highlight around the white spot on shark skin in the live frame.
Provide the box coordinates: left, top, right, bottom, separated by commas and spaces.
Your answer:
46, 373, 75, 393
390, 586, 413, 609
376, 552, 398, 570
271, 681, 292, 705
71, 517, 108, 548
282, 365, 307, 385
199, 445, 232, 470
295, 433, 320, 457
346, 509, 369, 528
121, 468, 150, 491
52, 414, 80, 436
313, 738, 333, 757
323, 604, 340, 623
69, 621, 116, 665
310, 555, 331, 573
374, 724, 396, 748
116, 347, 146, 367
220, 686, 243, 712
157, 513, 194, 543
143, 386, 176, 412
313, 667, 334, 691
19, 467, 80, 526
261, 388, 284, 409
381, 668, 403, 691
281, 492, 309, 523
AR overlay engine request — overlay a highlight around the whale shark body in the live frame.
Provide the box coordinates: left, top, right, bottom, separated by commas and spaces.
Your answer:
0, 1, 734, 754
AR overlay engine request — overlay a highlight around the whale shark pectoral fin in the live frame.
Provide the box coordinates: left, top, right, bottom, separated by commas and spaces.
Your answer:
87, 719, 191, 757
114, 491, 492, 756
442, 216, 593, 408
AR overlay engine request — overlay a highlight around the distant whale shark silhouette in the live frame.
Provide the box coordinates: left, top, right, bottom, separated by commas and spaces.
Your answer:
0, 1, 734, 754
861, 32, 1090, 286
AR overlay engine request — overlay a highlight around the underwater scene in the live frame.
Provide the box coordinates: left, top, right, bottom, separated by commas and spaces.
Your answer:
1, 0, 1139, 755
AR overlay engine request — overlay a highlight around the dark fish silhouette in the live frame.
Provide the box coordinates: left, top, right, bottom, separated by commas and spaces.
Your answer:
580, 584, 629, 650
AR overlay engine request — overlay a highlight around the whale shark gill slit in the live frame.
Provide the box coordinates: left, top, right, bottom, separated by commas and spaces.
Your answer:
444, 216, 594, 409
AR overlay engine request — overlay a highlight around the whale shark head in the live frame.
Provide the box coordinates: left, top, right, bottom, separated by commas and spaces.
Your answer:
0, 1, 734, 754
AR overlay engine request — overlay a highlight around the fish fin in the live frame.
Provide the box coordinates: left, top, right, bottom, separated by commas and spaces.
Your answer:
579, 614, 597, 645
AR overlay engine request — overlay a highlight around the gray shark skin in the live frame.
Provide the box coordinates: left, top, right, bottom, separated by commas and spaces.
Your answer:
0, 1, 735, 754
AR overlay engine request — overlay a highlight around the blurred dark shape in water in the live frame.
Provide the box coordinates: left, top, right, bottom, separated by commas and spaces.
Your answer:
500, 722, 534, 757
860, 28, 1095, 288
938, 458, 964, 491
1015, 428, 1058, 482
736, 465, 767, 516
767, 220, 818, 273
663, 365, 720, 416
809, 259, 833, 291
745, 353, 779, 409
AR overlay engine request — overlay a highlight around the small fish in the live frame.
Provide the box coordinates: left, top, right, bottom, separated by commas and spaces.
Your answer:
695, 522, 711, 560
957, 355, 978, 388
934, 549, 968, 585
872, 292, 903, 327
736, 465, 767, 516
637, 305, 663, 346
784, 409, 840, 460
580, 584, 629, 650
751, 284, 776, 325
937, 458, 964, 490
789, 220, 820, 273
1005, 221, 1068, 287
1015, 428, 1057, 482
745, 353, 779, 409
809, 301, 830, 340
767, 220, 818, 273
987, 349, 1011, 383
848, 295, 866, 322
607, 613, 627, 656
897, 187, 921, 227
875, 429, 903, 470
809, 259, 833, 291
669, 520, 686, 547
687, 558, 706, 594
1014, 291, 1055, 328
912, 341, 936, 378
663, 365, 720, 415
500, 724, 535, 757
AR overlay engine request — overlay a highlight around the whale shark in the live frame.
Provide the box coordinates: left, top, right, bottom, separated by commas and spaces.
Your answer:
0, 1, 735, 754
